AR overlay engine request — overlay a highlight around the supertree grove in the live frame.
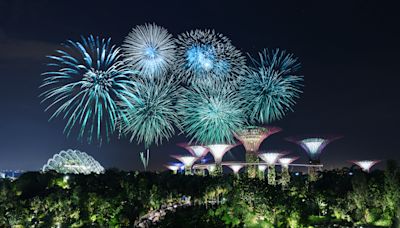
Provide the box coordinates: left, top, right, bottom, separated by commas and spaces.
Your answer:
175, 29, 246, 85
40, 35, 139, 143
239, 49, 303, 124
122, 23, 176, 78
259, 152, 285, 185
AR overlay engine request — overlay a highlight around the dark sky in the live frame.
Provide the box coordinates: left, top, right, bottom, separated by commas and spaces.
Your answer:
0, 0, 399, 171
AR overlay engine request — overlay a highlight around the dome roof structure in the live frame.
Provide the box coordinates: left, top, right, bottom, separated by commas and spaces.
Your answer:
42, 149, 105, 175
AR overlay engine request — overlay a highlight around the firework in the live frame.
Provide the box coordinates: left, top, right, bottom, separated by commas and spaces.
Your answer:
40, 35, 138, 143
119, 78, 179, 148
175, 29, 246, 84
123, 23, 176, 78
240, 49, 303, 124
177, 84, 246, 145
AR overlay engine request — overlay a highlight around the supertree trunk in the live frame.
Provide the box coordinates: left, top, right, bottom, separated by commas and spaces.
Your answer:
268, 165, 276, 185
246, 152, 258, 178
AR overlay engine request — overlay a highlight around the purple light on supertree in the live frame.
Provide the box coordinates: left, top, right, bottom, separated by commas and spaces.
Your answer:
351, 160, 381, 173
177, 143, 209, 158
286, 136, 341, 163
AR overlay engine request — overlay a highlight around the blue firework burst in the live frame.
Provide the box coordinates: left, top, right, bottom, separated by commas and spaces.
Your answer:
40, 35, 139, 143
240, 49, 303, 124
175, 29, 246, 85
123, 23, 176, 78
177, 84, 246, 145
119, 78, 179, 148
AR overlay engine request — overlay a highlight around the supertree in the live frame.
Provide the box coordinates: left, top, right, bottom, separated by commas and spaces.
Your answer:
257, 164, 267, 180
165, 163, 183, 174
122, 23, 176, 78
287, 136, 341, 181
177, 83, 246, 145
350, 160, 381, 173
177, 143, 209, 175
119, 78, 179, 149
234, 126, 281, 178
259, 152, 285, 185
175, 29, 246, 85
207, 143, 240, 176
225, 162, 244, 177
40, 35, 139, 143
278, 157, 299, 187
171, 155, 198, 175
239, 49, 303, 124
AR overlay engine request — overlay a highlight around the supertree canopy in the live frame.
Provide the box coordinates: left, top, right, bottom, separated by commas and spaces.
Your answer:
40, 35, 139, 143
42, 149, 105, 175
287, 136, 341, 162
175, 29, 246, 85
239, 49, 303, 124
351, 160, 380, 173
119, 78, 179, 148
123, 23, 176, 78
177, 83, 246, 145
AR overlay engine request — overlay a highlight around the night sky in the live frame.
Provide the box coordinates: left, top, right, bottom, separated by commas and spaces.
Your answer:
0, 0, 399, 171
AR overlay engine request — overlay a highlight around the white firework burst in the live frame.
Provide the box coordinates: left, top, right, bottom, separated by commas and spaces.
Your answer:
123, 23, 176, 78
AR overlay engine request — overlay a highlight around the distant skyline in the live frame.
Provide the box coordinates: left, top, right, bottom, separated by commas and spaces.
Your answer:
0, 0, 399, 171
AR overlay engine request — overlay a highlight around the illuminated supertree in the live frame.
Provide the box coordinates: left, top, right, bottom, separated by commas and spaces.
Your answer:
175, 29, 246, 85
207, 143, 239, 176
234, 126, 281, 178
287, 136, 341, 181
177, 143, 209, 158
40, 35, 139, 143
351, 160, 380, 173
259, 152, 285, 185
178, 84, 246, 145
278, 157, 299, 187
119, 78, 179, 149
171, 155, 198, 175
165, 163, 182, 174
239, 49, 303, 124
123, 23, 176, 78
225, 162, 244, 177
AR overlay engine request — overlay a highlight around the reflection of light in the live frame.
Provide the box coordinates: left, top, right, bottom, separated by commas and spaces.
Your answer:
259, 153, 283, 165
349, 172, 353, 176
227, 164, 243, 174
258, 165, 267, 172
301, 138, 325, 154
295, 172, 300, 176
207, 144, 232, 163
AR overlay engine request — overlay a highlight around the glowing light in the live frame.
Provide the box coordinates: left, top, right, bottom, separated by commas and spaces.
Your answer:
258, 165, 267, 172
165, 164, 180, 171
40, 35, 139, 143
279, 157, 299, 168
175, 29, 246, 84
239, 49, 303, 124
226, 164, 244, 174
178, 143, 209, 158
259, 152, 284, 165
178, 84, 246, 144
207, 144, 236, 163
42, 149, 105, 175
171, 155, 198, 167
119, 78, 179, 148
123, 23, 176, 78
352, 160, 380, 172
207, 164, 216, 172
301, 138, 325, 154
